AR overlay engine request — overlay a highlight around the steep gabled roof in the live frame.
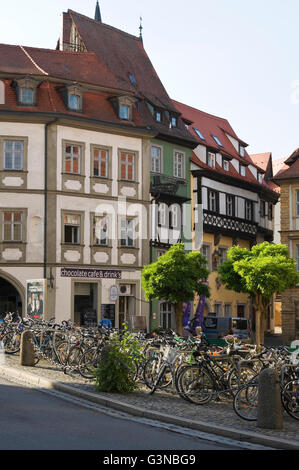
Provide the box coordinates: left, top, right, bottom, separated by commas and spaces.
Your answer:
65, 10, 177, 112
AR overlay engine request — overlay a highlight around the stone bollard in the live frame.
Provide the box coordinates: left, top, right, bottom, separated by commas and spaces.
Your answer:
257, 368, 283, 430
20, 331, 36, 367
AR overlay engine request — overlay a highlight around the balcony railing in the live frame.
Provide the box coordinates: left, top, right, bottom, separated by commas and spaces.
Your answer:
203, 210, 258, 237
150, 174, 186, 197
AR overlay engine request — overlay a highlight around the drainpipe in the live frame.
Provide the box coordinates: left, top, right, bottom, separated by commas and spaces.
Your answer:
44, 119, 58, 280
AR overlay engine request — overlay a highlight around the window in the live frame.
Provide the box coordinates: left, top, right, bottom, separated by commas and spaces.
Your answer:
240, 165, 246, 177
93, 216, 108, 246
64, 144, 81, 174
208, 189, 218, 212
64, 214, 81, 244
120, 104, 130, 120
93, 147, 108, 178
2, 211, 22, 242
218, 247, 228, 266
212, 135, 223, 147
120, 152, 135, 181
4, 140, 24, 171
296, 191, 299, 217
239, 146, 245, 157
223, 159, 229, 171
160, 302, 174, 329
69, 94, 81, 111
171, 117, 177, 127
260, 200, 266, 218
155, 111, 162, 123
226, 195, 235, 217
20, 88, 34, 105
224, 303, 232, 317
268, 202, 273, 221
193, 128, 205, 140
258, 173, 263, 184
237, 304, 246, 318
169, 205, 179, 229
245, 200, 253, 221
207, 152, 216, 168
158, 203, 167, 226
201, 244, 211, 267
174, 151, 185, 179
214, 303, 222, 316
120, 218, 135, 247
151, 146, 162, 173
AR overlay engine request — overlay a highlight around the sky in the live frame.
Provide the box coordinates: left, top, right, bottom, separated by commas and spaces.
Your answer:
1, 0, 299, 161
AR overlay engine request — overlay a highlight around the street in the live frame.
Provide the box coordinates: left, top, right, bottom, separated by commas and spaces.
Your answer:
0, 376, 240, 451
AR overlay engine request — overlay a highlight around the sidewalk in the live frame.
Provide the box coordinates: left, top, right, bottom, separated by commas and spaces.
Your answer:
0, 353, 298, 450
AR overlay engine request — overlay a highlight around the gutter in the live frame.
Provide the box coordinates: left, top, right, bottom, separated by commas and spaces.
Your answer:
44, 119, 58, 280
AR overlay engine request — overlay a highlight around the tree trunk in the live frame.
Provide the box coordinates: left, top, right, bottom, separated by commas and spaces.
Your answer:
255, 295, 269, 351
175, 301, 183, 336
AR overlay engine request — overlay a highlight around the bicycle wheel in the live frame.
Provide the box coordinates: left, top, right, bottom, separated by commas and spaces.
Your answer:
78, 347, 101, 379
67, 345, 84, 370
2, 331, 21, 354
281, 380, 299, 420
228, 365, 257, 392
177, 365, 214, 405
143, 357, 172, 390
233, 382, 258, 421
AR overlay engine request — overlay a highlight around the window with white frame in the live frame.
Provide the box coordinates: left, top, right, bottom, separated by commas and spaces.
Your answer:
239, 146, 245, 157
151, 145, 162, 173
68, 94, 81, 111
226, 194, 235, 217
20, 87, 34, 105
120, 152, 135, 181
93, 147, 109, 178
120, 104, 130, 120
93, 216, 108, 246
4, 140, 24, 171
160, 302, 174, 329
218, 247, 228, 266
169, 204, 179, 229
64, 144, 81, 174
174, 151, 185, 179
201, 244, 211, 269
245, 200, 253, 221
224, 303, 232, 317
207, 152, 216, 168
158, 203, 167, 226
64, 214, 81, 244
208, 189, 218, 212
240, 165, 246, 177
223, 158, 229, 171
2, 211, 23, 242
120, 218, 135, 247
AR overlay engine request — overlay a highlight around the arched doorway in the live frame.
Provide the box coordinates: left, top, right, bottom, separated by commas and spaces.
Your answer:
0, 276, 23, 319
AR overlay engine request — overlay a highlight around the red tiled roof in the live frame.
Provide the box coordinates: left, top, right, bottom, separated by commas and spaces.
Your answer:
250, 153, 272, 172
65, 10, 178, 112
273, 157, 288, 178
174, 100, 278, 195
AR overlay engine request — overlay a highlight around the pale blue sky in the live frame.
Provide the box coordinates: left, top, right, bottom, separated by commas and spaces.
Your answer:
1, 0, 298, 161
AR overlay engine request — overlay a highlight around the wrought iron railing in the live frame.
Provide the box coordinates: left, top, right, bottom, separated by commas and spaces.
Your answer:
150, 174, 186, 197
203, 210, 258, 236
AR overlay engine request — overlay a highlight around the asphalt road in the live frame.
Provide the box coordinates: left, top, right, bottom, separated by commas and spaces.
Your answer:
0, 376, 240, 451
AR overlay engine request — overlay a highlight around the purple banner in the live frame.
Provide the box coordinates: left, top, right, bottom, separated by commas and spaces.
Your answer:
182, 301, 192, 327
193, 296, 206, 328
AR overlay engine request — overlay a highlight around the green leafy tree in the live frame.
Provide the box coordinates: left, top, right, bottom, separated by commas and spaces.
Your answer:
218, 242, 299, 347
142, 243, 210, 335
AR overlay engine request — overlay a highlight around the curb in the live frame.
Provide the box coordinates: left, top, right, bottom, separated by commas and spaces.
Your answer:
0, 364, 298, 451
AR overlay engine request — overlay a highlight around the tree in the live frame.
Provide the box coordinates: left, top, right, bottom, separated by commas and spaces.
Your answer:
142, 243, 210, 335
218, 242, 299, 347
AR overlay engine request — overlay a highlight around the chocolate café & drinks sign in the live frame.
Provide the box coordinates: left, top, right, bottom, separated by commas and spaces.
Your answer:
61, 268, 122, 279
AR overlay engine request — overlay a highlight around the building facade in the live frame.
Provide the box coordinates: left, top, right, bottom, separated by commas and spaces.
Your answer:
174, 101, 279, 331
274, 149, 299, 343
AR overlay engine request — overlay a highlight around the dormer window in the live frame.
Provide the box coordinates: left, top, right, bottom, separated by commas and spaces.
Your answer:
66, 84, 84, 112
223, 159, 230, 171
155, 111, 162, 123
15, 77, 39, 106
171, 116, 177, 127
258, 173, 263, 184
69, 94, 81, 111
120, 104, 130, 120
239, 145, 245, 157
240, 164, 246, 177
111, 95, 135, 121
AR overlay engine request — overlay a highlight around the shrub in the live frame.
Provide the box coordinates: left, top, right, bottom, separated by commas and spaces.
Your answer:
94, 325, 142, 394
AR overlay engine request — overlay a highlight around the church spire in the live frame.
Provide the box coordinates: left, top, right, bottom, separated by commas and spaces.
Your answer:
95, 1, 102, 22
139, 17, 143, 44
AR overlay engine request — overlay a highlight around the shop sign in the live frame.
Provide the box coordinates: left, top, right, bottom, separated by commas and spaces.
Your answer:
26, 279, 46, 320
61, 268, 121, 279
